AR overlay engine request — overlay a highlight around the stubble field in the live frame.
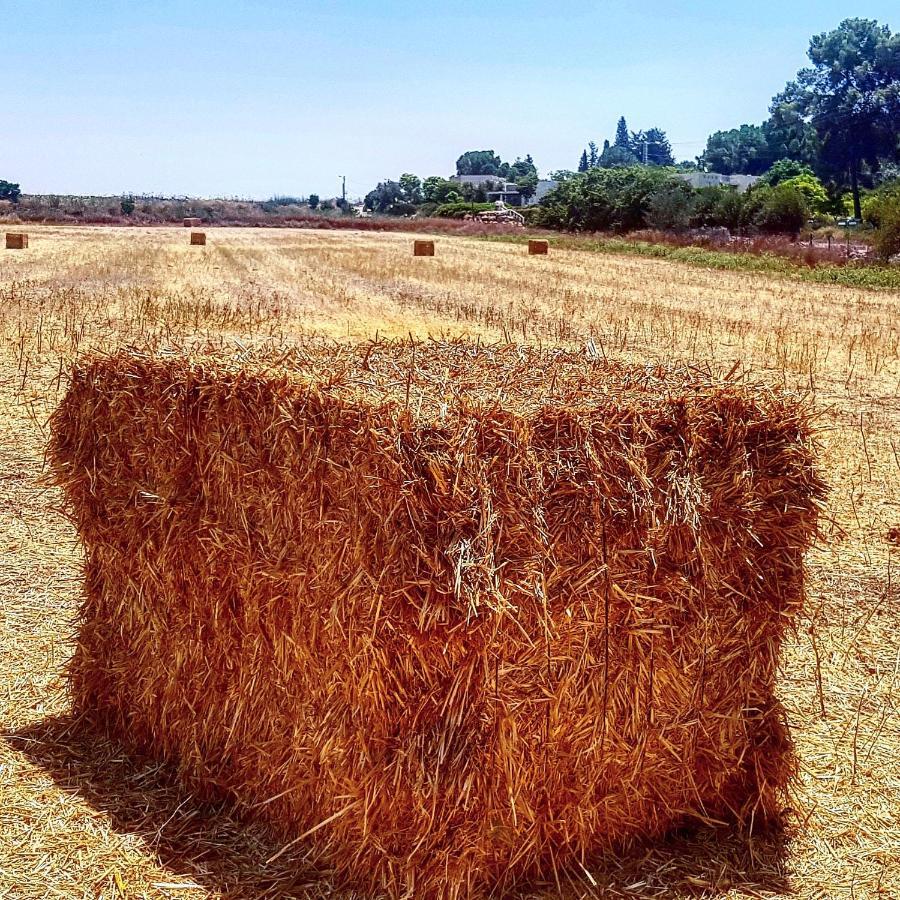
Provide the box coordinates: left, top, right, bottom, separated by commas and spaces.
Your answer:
0, 225, 898, 898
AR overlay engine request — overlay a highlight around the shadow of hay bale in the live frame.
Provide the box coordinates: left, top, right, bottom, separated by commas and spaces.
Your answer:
7, 715, 791, 899
5, 715, 328, 899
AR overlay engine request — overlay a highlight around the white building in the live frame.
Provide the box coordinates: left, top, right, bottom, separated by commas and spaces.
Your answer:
678, 172, 760, 193
449, 174, 558, 207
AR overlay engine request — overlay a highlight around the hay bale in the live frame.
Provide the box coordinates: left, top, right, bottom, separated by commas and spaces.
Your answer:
6, 233, 28, 249
190, 232, 206, 246
528, 239, 549, 255
48, 340, 825, 899
413, 239, 435, 256
183, 217, 202, 227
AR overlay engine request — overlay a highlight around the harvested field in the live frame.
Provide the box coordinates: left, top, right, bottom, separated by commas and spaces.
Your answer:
2, 225, 900, 898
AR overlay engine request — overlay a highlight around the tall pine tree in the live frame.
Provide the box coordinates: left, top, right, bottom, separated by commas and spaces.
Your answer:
578, 150, 589, 172
643, 127, 675, 166
615, 117, 629, 148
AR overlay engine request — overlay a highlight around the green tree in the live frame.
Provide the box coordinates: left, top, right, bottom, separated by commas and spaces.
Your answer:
614, 116, 629, 148
578, 150, 589, 172
455, 150, 503, 176
399, 173, 423, 204
763, 101, 819, 168
0, 180, 21, 203
775, 18, 900, 218
699, 125, 773, 175
759, 159, 815, 186
642, 127, 675, 166
598, 144, 639, 168
308, 194, 320, 209
364, 181, 404, 213
120, 196, 135, 215
588, 141, 599, 168
781, 173, 829, 214
510, 155, 537, 179
422, 177, 460, 204
516, 172, 539, 202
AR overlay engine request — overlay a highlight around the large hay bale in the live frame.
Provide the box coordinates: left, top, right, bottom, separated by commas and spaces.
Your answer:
528, 239, 549, 255
413, 239, 435, 256
6, 232, 28, 249
190, 231, 206, 246
48, 341, 824, 899
183, 217, 202, 227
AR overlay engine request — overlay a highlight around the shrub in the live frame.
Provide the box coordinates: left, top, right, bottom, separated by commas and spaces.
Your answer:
645, 181, 694, 231
779, 173, 829, 215
862, 181, 900, 228
747, 184, 807, 234
120, 196, 135, 216
760, 159, 815, 186
387, 201, 417, 217
872, 195, 900, 260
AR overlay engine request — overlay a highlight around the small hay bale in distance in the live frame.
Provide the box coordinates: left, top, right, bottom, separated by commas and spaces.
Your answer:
183, 217, 202, 227
528, 239, 549, 255
48, 341, 825, 899
189, 232, 206, 246
413, 239, 434, 256
5, 233, 28, 250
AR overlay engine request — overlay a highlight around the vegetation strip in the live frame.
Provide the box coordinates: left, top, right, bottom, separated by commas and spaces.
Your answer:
481, 232, 900, 291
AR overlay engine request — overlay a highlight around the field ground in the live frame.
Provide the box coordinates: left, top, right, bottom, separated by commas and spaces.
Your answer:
1, 225, 898, 898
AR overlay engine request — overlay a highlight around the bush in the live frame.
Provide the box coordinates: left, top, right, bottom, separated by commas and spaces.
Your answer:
779, 173, 828, 216
120, 196, 135, 216
746, 184, 807, 234
862, 181, 900, 228
873, 196, 900, 261
434, 201, 494, 219
387, 201, 418, 217
645, 181, 694, 231
759, 159, 815, 186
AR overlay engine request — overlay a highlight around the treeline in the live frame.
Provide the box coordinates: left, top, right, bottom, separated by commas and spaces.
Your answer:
577, 119, 676, 171
542, 18, 900, 257
364, 151, 539, 217
0, 193, 346, 226
536, 165, 800, 231
695, 18, 899, 218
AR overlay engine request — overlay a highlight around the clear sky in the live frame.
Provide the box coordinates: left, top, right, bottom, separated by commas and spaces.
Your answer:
2, 1, 896, 200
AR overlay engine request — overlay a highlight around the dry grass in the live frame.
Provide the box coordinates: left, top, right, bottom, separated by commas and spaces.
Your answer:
1, 224, 899, 898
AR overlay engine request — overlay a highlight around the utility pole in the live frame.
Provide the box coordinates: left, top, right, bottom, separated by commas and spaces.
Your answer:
340, 175, 346, 207
642, 140, 649, 165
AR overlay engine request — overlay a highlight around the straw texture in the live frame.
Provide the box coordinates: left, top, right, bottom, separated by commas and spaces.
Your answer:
48, 339, 825, 899
190, 232, 206, 246
414, 240, 435, 256
528, 239, 549, 255
5, 233, 28, 249
183, 217, 202, 227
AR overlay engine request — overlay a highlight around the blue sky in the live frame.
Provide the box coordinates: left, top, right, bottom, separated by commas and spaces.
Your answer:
2, 1, 896, 199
